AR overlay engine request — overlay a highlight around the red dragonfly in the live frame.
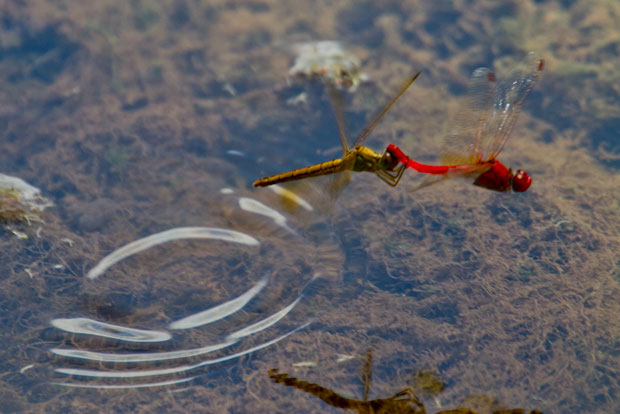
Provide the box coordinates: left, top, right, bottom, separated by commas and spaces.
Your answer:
388, 53, 544, 192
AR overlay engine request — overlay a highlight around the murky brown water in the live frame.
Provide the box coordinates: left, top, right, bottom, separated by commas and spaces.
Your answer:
1, 1, 619, 413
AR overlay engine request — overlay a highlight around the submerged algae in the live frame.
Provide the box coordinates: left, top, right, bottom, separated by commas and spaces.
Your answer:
0, 173, 53, 225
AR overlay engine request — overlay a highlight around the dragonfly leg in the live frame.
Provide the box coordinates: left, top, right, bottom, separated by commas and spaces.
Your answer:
393, 163, 407, 184
375, 163, 407, 187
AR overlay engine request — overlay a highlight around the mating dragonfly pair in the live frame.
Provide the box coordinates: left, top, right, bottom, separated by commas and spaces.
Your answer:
254, 54, 544, 194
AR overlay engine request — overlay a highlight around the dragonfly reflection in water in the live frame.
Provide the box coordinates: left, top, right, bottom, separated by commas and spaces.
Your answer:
253, 72, 421, 189
269, 349, 544, 414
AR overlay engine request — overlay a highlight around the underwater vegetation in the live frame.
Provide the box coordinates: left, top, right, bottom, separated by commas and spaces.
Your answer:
0, 174, 53, 227
288, 40, 369, 92
0, 188, 32, 224
1, 0, 620, 413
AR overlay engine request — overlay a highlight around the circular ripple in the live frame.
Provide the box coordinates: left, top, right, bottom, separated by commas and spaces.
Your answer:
48, 187, 341, 390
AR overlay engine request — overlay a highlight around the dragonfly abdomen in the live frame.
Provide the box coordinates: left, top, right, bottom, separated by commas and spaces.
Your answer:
253, 159, 344, 187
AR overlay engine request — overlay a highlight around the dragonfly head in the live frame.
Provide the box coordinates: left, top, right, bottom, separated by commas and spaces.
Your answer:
511, 169, 532, 192
475, 161, 531, 192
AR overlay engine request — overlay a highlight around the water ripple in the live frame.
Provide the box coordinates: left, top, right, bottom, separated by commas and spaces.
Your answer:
87, 227, 259, 280
46, 187, 336, 390
54, 323, 309, 380
169, 274, 269, 330
50, 318, 171, 342
51, 339, 236, 363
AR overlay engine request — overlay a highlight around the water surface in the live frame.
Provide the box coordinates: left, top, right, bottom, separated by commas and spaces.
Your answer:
1, 1, 619, 413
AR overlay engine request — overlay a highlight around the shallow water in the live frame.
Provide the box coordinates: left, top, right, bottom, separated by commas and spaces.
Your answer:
1, 1, 619, 413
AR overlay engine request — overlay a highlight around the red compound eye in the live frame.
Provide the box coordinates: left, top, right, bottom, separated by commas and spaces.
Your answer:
512, 169, 532, 192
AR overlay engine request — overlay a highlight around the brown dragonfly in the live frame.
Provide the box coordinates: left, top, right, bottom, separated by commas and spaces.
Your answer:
253, 73, 421, 189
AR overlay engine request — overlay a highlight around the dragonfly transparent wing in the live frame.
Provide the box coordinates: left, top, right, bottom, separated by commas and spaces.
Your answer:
327, 84, 351, 155
440, 53, 543, 165
352, 72, 421, 148
326, 170, 352, 199
439, 67, 495, 166
325, 84, 355, 197
409, 174, 449, 193
481, 52, 543, 160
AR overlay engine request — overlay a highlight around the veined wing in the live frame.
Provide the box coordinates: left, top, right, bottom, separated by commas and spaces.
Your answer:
352, 72, 421, 148
326, 72, 421, 152
439, 53, 543, 165
439, 66, 495, 166
326, 84, 351, 155
322, 74, 423, 199
481, 52, 543, 161
325, 83, 354, 198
